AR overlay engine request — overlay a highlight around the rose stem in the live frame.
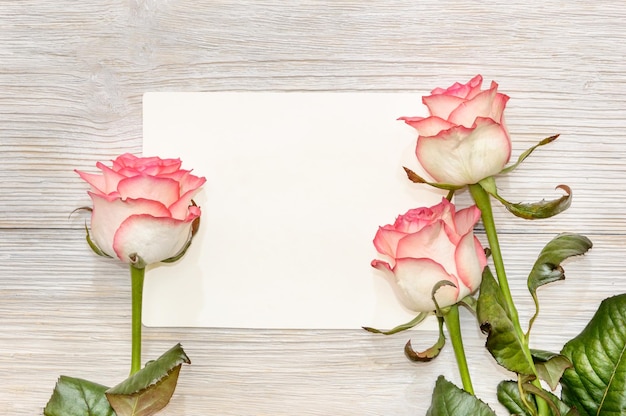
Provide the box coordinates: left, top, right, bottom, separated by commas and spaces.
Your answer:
130, 264, 145, 375
469, 183, 549, 416
444, 304, 474, 394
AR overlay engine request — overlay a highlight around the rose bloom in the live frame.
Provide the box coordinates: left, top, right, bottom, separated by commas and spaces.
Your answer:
76, 153, 206, 266
372, 198, 487, 313
400, 75, 512, 186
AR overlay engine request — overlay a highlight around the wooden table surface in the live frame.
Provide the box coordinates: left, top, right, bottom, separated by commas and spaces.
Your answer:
2, 1, 626, 414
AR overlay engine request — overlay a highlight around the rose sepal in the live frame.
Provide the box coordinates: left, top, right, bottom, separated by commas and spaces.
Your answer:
362, 311, 429, 335
404, 280, 454, 362
85, 222, 113, 258
478, 177, 572, 220
71, 207, 112, 258
161, 214, 200, 264
402, 166, 464, 191
457, 294, 477, 314
500, 134, 560, 175
404, 315, 445, 362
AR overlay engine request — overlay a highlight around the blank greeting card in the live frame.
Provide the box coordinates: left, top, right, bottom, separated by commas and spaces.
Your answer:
142, 92, 445, 329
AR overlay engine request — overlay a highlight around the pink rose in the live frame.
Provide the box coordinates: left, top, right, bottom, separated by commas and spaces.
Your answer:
400, 75, 512, 186
372, 198, 487, 312
76, 153, 206, 266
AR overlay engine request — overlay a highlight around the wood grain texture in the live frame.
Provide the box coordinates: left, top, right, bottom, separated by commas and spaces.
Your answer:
1, 1, 626, 414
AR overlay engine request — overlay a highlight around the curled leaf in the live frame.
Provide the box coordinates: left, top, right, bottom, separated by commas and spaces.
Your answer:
85, 222, 112, 258
500, 185, 572, 220
527, 233, 592, 334
162, 202, 201, 264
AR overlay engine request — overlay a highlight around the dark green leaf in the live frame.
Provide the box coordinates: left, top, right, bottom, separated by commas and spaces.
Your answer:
477, 267, 535, 375
362, 312, 429, 335
500, 134, 560, 174
500, 185, 572, 220
497, 380, 535, 416
524, 383, 570, 416
426, 376, 496, 416
402, 166, 463, 191
498, 380, 577, 416
527, 233, 592, 333
404, 316, 445, 362
531, 349, 573, 390
106, 343, 191, 416
44, 376, 115, 416
561, 294, 626, 416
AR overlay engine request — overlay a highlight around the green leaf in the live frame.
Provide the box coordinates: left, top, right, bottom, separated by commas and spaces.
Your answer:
531, 349, 573, 391
499, 380, 578, 416
524, 383, 574, 416
106, 343, 191, 416
362, 312, 429, 335
527, 233, 593, 333
492, 184, 572, 220
561, 294, 626, 416
500, 134, 560, 174
477, 267, 535, 375
497, 380, 535, 416
426, 376, 496, 416
44, 376, 115, 416
402, 166, 463, 191
404, 316, 445, 362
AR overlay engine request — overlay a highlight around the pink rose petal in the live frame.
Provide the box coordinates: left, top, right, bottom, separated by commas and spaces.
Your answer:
392, 258, 460, 312
89, 193, 171, 259
112, 214, 194, 265
417, 120, 510, 185
396, 222, 457, 274
400, 116, 455, 137
454, 232, 487, 292
117, 175, 181, 208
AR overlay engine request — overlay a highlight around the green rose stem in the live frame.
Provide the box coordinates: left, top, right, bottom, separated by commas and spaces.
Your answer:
443, 304, 474, 394
130, 264, 145, 375
469, 183, 548, 416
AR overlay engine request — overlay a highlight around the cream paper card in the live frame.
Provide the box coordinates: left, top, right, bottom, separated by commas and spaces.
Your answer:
142, 92, 444, 329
